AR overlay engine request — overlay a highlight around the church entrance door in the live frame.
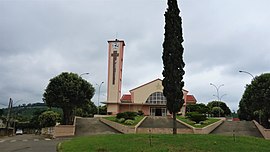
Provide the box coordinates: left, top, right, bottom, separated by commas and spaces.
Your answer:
150, 107, 166, 116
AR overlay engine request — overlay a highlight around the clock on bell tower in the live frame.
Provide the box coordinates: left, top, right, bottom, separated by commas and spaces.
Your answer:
106, 39, 125, 114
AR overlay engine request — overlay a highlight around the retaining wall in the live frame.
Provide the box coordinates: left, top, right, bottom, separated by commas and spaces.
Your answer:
253, 120, 270, 140
136, 127, 192, 134
41, 116, 78, 138
100, 118, 136, 134
177, 118, 224, 134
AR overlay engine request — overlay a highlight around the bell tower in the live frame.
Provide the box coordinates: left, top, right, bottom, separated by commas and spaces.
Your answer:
106, 39, 125, 114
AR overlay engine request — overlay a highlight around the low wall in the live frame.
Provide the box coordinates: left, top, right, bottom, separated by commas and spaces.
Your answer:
42, 116, 77, 138
0, 128, 13, 136
100, 118, 136, 134
136, 128, 192, 134
177, 118, 224, 134
253, 120, 270, 140
193, 119, 224, 134
53, 125, 75, 137
41, 127, 54, 138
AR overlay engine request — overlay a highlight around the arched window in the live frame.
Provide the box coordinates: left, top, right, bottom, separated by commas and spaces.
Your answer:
146, 92, 167, 105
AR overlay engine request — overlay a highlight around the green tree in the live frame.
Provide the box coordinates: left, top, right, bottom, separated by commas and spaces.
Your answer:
75, 101, 97, 117
186, 103, 210, 114
207, 101, 231, 116
0, 109, 3, 117
98, 105, 107, 115
238, 73, 270, 128
162, 0, 185, 134
211, 107, 224, 117
30, 109, 46, 129
43, 72, 95, 125
39, 110, 61, 128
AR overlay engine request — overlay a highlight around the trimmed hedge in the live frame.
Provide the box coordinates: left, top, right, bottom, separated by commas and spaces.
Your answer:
116, 112, 137, 120
186, 112, 207, 124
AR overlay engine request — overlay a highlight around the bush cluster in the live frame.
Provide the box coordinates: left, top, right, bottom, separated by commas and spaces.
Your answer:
186, 112, 207, 124
137, 110, 144, 116
115, 111, 139, 125
124, 119, 134, 125
116, 111, 137, 120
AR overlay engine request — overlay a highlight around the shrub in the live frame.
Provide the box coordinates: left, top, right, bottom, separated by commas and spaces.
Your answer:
124, 119, 134, 125
116, 112, 137, 120
116, 118, 125, 123
211, 107, 224, 117
116, 113, 126, 119
39, 110, 61, 127
137, 110, 144, 116
186, 112, 207, 124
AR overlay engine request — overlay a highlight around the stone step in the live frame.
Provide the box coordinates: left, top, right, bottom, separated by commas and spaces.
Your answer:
75, 117, 120, 136
211, 121, 263, 138
138, 116, 190, 129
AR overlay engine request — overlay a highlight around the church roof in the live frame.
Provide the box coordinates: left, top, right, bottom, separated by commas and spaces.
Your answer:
129, 78, 189, 92
130, 78, 162, 92
186, 95, 197, 104
120, 94, 131, 103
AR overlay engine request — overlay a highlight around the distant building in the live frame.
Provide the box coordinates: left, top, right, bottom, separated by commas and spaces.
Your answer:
103, 39, 196, 116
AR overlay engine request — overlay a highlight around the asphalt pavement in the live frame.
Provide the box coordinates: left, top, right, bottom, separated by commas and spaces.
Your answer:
0, 134, 71, 152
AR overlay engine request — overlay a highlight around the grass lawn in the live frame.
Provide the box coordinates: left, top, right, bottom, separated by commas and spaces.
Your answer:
177, 116, 220, 128
104, 116, 145, 126
59, 134, 270, 152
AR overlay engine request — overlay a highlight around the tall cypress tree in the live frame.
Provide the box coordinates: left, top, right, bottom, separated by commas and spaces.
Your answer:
162, 0, 185, 134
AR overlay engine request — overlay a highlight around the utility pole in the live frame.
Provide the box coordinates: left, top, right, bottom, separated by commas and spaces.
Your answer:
97, 82, 104, 115
5, 98, 13, 136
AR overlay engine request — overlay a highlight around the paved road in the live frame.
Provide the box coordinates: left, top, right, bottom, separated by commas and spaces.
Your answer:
0, 134, 70, 152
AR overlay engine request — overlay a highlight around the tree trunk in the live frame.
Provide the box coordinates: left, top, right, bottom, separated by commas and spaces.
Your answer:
63, 108, 74, 125
173, 112, 177, 134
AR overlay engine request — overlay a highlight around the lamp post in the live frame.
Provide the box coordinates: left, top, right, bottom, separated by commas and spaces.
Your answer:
97, 82, 104, 115
210, 83, 224, 117
79, 72, 89, 77
219, 94, 227, 101
239, 70, 255, 79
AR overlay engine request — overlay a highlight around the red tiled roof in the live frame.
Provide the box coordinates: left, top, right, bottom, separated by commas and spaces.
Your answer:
186, 95, 197, 104
120, 94, 131, 102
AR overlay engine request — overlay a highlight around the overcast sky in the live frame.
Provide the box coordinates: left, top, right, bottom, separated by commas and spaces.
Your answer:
0, 0, 269, 111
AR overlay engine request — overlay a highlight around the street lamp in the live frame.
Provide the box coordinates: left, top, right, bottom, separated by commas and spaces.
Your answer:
80, 72, 89, 77
210, 83, 224, 117
97, 82, 104, 115
239, 70, 255, 79
213, 94, 227, 101
219, 94, 227, 101
210, 83, 224, 101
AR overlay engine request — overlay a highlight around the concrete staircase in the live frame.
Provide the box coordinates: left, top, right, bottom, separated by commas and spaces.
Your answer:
138, 116, 190, 129
137, 116, 193, 134
75, 117, 120, 136
211, 121, 263, 138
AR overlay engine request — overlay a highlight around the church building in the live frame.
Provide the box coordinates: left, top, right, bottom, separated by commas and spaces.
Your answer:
104, 39, 197, 116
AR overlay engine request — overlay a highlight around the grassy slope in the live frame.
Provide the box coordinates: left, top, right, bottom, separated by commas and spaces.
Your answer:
60, 134, 270, 152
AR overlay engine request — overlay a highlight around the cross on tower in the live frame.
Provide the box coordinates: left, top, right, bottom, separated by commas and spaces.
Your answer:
111, 50, 119, 85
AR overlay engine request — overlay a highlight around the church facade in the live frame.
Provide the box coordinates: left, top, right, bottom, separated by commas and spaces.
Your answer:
104, 39, 196, 116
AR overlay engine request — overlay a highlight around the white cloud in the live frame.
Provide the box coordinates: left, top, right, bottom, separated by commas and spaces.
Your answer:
0, 0, 269, 112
